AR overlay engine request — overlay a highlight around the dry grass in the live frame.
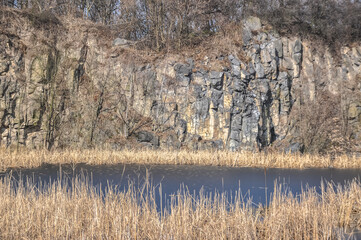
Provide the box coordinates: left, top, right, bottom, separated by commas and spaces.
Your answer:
0, 174, 360, 239
0, 148, 360, 171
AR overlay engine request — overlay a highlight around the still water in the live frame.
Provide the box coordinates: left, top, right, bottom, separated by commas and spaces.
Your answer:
1, 163, 361, 206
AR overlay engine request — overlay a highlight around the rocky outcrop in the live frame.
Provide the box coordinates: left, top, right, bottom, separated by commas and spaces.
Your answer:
0, 12, 360, 152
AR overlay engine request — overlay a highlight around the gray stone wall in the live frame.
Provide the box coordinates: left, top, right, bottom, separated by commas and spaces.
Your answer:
0, 16, 360, 152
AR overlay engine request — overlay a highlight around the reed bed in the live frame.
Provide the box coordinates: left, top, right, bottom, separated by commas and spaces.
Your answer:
0, 175, 361, 239
0, 148, 360, 171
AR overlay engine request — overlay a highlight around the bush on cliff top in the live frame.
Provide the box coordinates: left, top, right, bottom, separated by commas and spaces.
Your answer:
1, 0, 360, 52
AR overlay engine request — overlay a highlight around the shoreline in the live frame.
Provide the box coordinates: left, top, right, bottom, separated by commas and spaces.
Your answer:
1, 148, 361, 238
0, 174, 360, 239
1, 148, 360, 171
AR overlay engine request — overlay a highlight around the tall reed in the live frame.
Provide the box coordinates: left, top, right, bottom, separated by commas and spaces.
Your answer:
0, 174, 360, 239
1, 148, 360, 171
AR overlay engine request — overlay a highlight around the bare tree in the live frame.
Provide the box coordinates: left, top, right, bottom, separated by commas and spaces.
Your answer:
295, 90, 341, 154
2, 0, 359, 52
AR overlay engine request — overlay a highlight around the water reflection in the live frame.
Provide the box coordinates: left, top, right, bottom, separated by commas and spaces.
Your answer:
1, 163, 361, 206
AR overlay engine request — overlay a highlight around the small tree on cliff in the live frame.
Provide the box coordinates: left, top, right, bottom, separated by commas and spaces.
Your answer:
114, 70, 152, 138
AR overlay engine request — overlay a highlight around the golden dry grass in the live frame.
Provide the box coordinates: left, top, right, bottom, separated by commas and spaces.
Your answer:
0, 148, 360, 171
0, 175, 361, 239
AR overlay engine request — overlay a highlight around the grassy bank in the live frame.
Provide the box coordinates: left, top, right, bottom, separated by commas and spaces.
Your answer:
0, 175, 360, 239
0, 148, 360, 171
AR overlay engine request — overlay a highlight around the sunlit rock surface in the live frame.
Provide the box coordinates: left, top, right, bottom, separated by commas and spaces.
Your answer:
0, 15, 360, 152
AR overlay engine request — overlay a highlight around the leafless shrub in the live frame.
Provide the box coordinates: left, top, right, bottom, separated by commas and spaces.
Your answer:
22, 9, 61, 28
297, 91, 341, 154
2, 0, 359, 53
293, 85, 361, 154
249, 0, 361, 56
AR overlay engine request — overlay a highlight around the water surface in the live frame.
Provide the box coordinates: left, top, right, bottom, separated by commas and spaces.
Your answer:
1, 163, 361, 206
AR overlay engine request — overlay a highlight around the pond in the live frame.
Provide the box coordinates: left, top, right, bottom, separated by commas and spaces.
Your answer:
1, 163, 361, 207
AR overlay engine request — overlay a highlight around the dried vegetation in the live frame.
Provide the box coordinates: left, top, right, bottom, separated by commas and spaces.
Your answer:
1, 148, 361, 171
0, 173, 361, 239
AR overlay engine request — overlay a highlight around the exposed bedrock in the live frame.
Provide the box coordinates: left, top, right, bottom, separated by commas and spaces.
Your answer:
0, 16, 360, 152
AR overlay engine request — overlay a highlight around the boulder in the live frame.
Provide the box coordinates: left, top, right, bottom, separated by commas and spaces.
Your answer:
113, 38, 133, 46
137, 131, 153, 142
244, 16, 262, 32
136, 131, 159, 147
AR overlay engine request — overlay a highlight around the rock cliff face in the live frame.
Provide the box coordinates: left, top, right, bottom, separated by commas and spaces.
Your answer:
1, 11, 360, 152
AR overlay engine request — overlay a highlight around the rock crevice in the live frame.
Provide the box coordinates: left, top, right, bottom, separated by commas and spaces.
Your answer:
0, 16, 360, 152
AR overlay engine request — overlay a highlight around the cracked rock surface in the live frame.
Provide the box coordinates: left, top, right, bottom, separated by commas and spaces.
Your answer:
1, 15, 360, 152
